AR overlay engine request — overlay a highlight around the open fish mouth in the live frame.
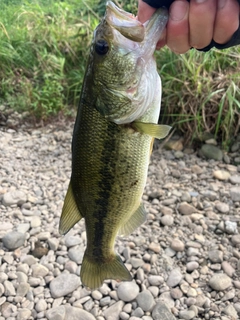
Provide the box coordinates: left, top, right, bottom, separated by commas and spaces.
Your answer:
105, 1, 145, 42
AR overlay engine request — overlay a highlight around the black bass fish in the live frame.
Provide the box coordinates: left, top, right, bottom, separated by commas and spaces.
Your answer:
59, 1, 170, 289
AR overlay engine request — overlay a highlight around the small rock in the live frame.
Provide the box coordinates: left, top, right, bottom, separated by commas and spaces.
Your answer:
208, 250, 223, 263
17, 309, 32, 320
35, 299, 47, 312
170, 239, 185, 252
46, 305, 65, 320
30, 216, 41, 228
179, 310, 195, 320
148, 275, 164, 286
200, 144, 223, 161
2, 190, 27, 206
136, 290, 155, 311
209, 273, 232, 291
170, 288, 183, 299
213, 170, 230, 180
152, 302, 176, 320
167, 268, 183, 287
186, 261, 199, 272
4, 280, 16, 296
50, 274, 81, 298
2, 232, 25, 250
222, 261, 235, 277
230, 186, 240, 201
149, 242, 161, 253
117, 282, 139, 302
215, 202, 229, 213
64, 306, 95, 320
225, 221, 238, 234
178, 202, 197, 215
223, 304, 238, 319
160, 215, 174, 226
104, 301, 124, 320
229, 175, 240, 184
231, 234, 240, 246
31, 264, 49, 278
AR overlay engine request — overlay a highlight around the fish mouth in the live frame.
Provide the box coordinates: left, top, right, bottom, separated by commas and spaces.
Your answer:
105, 1, 145, 42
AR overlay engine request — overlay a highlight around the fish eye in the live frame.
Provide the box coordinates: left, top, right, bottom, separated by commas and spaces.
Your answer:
95, 39, 109, 55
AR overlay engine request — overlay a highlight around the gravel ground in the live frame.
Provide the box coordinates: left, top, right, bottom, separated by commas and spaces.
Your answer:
0, 119, 240, 320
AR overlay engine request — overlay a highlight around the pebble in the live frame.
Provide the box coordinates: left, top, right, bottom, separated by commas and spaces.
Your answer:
160, 215, 174, 226
166, 268, 183, 287
179, 309, 196, 320
117, 282, 139, 302
209, 273, 232, 291
104, 301, 124, 320
152, 302, 176, 320
170, 239, 185, 252
50, 273, 81, 298
2, 232, 25, 250
200, 144, 223, 161
136, 290, 155, 311
178, 202, 197, 215
2, 190, 27, 206
213, 170, 230, 180
230, 186, 240, 201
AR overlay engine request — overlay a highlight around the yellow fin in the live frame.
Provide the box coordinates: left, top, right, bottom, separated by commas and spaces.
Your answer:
118, 203, 147, 236
80, 253, 132, 289
132, 122, 171, 139
59, 181, 82, 235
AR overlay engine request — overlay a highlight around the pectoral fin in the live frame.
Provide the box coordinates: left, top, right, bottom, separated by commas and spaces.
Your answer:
59, 181, 82, 235
118, 203, 147, 236
132, 122, 171, 139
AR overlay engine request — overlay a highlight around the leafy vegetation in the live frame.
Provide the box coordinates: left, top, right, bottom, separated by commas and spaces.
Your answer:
0, 0, 240, 149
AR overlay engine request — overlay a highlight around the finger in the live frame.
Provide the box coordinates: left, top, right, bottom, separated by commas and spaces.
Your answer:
137, 0, 156, 23
166, 0, 190, 53
214, 0, 239, 44
189, 0, 217, 49
156, 29, 167, 50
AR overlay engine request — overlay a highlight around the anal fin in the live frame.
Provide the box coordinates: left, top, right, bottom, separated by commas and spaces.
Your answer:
118, 203, 147, 236
132, 121, 171, 139
59, 181, 82, 235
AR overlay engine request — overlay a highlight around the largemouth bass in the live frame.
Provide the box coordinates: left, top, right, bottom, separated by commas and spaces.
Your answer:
59, 1, 170, 289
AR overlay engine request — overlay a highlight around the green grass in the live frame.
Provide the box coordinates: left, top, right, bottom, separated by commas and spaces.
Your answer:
0, 0, 240, 149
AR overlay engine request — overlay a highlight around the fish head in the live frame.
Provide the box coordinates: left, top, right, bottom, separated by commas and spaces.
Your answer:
89, 1, 168, 124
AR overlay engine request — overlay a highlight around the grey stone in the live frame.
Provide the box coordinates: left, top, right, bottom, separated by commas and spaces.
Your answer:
64, 306, 95, 320
215, 202, 229, 213
166, 268, 183, 287
209, 273, 232, 291
178, 202, 197, 215
231, 234, 240, 246
117, 282, 139, 302
160, 215, 174, 226
65, 236, 81, 247
104, 301, 124, 320
200, 144, 223, 161
31, 264, 49, 277
136, 290, 155, 311
225, 221, 238, 234
16, 282, 30, 297
148, 275, 164, 286
50, 273, 81, 298
4, 280, 16, 296
68, 246, 84, 264
230, 186, 240, 201
132, 307, 144, 317
223, 304, 238, 318
35, 299, 47, 312
178, 310, 195, 320
17, 309, 32, 320
152, 302, 176, 320
229, 175, 240, 184
170, 239, 185, 252
2, 190, 27, 206
2, 232, 25, 250
46, 306, 65, 320
208, 250, 223, 263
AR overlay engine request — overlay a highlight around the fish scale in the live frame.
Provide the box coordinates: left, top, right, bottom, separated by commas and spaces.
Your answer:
59, 1, 170, 289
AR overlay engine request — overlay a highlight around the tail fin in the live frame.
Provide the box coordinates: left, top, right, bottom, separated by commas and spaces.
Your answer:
80, 253, 132, 290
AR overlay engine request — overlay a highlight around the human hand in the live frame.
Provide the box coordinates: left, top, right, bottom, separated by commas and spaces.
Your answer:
138, 0, 240, 53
